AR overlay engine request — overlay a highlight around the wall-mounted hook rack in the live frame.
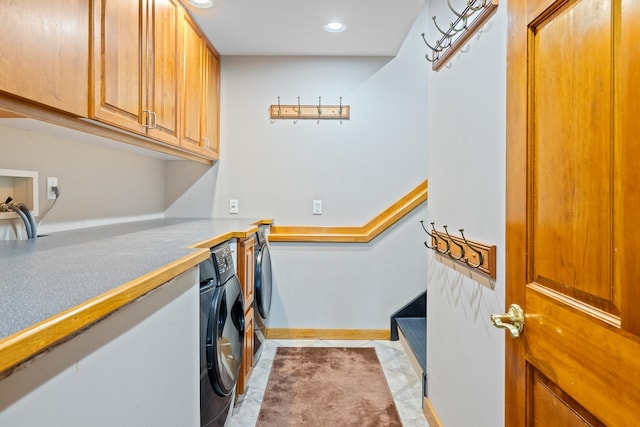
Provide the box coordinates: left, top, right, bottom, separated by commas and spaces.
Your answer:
270, 96, 350, 120
421, 0, 499, 71
420, 221, 496, 278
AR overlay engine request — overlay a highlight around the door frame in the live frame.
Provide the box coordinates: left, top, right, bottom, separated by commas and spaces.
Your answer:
505, 0, 529, 424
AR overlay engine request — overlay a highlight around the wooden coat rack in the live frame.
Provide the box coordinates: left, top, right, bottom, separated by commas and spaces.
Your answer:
270, 97, 350, 120
421, 221, 497, 278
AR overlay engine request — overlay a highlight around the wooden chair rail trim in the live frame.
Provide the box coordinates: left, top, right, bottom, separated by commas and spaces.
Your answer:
268, 180, 428, 243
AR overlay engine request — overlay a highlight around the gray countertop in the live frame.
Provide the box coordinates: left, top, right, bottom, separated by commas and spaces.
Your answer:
0, 217, 267, 374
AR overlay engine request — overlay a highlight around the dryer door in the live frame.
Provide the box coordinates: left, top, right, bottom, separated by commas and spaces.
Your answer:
205, 276, 244, 396
254, 243, 272, 320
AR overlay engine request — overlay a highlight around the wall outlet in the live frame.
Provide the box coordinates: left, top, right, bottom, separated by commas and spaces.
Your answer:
47, 177, 58, 200
313, 199, 322, 215
229, 199, 239, 214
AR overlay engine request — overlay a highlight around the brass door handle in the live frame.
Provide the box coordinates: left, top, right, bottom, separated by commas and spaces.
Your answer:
490, 304, 524, 338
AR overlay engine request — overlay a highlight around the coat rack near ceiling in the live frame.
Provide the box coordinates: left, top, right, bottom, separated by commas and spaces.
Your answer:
270, 97, 350, 120
421, 0, 499, 71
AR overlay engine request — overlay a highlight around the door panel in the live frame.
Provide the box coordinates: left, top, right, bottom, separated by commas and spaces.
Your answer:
180, 10, 204, 150
506, 0, 640, 425
530, 370, 604, 427
202, 46, 220, 159
92, 0, 146, 131
147, 0, 180, 145
531, 0, 614, 310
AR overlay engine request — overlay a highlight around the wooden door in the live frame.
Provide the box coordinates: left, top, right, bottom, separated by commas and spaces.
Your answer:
505, 0, 640, 425
237, 236, 255, 308
0, 0, 88, 116
146, 0, 181, 145
201, 45, 220, 160
180, 10, 204, 151
91, 0, 147, 133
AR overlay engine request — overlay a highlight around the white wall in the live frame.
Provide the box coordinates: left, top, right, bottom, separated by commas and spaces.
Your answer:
424, 0, 507, 426
0, 122, 166, 238
165, 9, 431, 330
0, 268, 200, 427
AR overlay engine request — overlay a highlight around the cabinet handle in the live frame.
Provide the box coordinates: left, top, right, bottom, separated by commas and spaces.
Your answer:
204, 137, 210, 150
143, 110, 151, 128
142, 110, 157, 129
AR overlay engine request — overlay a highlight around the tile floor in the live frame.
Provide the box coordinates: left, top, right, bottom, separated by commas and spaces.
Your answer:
227, 339, 429, 427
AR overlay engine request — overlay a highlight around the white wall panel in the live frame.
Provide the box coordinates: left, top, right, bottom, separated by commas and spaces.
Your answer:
0, 269, 200, 427
0, 124, 165, 238
424, 0, 507, 426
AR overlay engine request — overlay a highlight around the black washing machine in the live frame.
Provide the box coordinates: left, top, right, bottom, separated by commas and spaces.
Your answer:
199, 242, 245, 427
253, 228, 272, 363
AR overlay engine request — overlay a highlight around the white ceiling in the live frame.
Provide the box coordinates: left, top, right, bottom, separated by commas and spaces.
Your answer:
182, 0, 427, 56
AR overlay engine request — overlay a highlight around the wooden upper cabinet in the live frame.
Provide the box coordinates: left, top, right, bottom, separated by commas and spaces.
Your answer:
180, 10, 220, 160
0, 0, 219, 163
91, 0, 146, 133
145, 0, 181, 146
202, 45, 220, 160
0, 0, 89, 116
180, 10, 204, 152
91, 0, 180, 146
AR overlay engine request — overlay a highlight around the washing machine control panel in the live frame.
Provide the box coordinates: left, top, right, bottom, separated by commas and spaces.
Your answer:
211, 243, 235, 283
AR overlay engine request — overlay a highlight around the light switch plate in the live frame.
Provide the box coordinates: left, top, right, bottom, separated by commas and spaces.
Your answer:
313, 199, 322, 215
229, 199, 239, 214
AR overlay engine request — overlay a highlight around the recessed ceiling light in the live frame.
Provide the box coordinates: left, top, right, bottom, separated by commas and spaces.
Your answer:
324, 22, 348, 33
188, 0, 214, 8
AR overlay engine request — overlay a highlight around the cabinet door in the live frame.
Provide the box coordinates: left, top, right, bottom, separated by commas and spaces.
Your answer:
237, 307, 254, 395
201, 46, 220, 160
0, 0, 88, 116
91, 0, 146, 133
180, 10, 204, 151
146, 0, 180, 145
237, 236, 255, 308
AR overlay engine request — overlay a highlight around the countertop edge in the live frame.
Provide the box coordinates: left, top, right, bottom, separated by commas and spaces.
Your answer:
188, 225, 260, 249
0, 248, 210, 379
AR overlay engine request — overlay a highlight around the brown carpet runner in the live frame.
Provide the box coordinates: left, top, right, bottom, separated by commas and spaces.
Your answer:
256, 347, 403, 427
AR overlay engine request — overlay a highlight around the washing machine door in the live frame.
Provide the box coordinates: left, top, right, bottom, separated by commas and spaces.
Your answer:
254, 242, 272, 320
206, 276, 244, 396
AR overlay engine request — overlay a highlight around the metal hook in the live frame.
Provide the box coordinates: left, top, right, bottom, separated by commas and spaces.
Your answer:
431, 223, 450, 255
421, 32, 442, 53
446, 0, 468, 32
432, 16, 455, 38
420, 221, 437, 249
433, 16, 464, 38
338, 97, 343, 117
297, 97, 302, 117
277, 96, 282, 116
467, 0, 486, 12
317, 96, 322, 117
443, 225, 465, 260
459, 229, 484, 268
447, 0, 467, 20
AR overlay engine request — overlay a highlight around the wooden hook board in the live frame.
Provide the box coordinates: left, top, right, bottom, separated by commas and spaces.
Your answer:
431, 231, 496, 278
270, 104, 350, 120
